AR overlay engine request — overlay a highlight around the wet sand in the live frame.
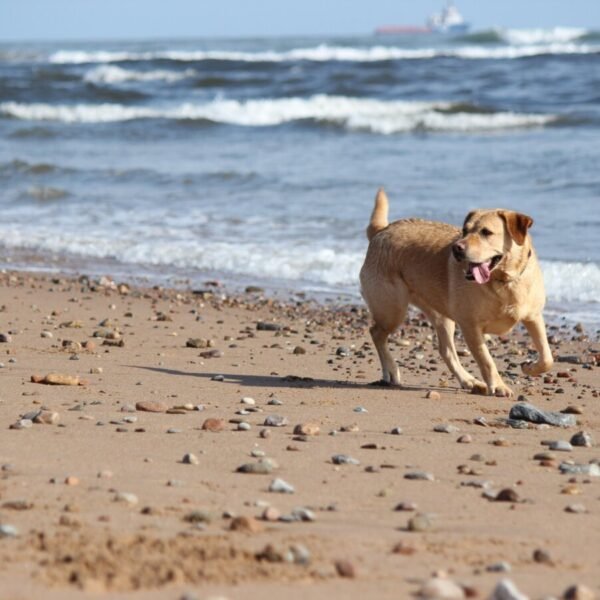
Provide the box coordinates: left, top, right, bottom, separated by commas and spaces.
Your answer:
0, 270, 599, 599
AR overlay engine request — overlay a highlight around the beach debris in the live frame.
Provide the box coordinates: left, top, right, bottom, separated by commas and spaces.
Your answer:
509, 402, 576, 427
31, 373, 86, 386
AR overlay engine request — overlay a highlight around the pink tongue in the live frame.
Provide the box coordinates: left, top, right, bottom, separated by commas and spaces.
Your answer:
472, 262, 491, 284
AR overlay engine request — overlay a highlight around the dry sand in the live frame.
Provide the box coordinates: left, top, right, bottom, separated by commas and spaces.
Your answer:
0, 270, 599, 600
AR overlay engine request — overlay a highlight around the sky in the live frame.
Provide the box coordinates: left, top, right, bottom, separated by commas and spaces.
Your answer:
1, 0, 600, 41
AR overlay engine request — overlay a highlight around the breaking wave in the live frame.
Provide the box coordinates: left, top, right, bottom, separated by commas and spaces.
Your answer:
0, 96, 558, 133
84, 65, 196, 84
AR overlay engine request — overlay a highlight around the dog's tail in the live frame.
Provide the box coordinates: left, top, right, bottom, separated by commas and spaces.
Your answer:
366, 188, 389, 241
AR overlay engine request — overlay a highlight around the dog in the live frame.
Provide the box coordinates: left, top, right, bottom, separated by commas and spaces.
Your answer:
359, 188, 553, 397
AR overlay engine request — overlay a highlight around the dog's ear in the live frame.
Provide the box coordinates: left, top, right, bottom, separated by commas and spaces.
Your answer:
500, 211, 533, 246
462, 210, 476, 233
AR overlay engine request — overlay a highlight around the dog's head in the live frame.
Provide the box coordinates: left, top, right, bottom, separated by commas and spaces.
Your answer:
452, 209, 533, 284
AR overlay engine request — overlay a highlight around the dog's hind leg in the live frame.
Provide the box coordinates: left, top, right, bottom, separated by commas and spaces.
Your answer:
363, 279, 407, 386
521, 313, 554, 376
426, 310, 485, 391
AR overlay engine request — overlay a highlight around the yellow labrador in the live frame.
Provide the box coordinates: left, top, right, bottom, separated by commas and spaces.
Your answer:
359, 188, 553, 397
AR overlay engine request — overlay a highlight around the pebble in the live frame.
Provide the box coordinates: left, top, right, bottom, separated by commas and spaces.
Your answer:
293, 422, 320, 436
457, 434, 472, 443
0, 333, 12, 343
269, 478, 295, 494
532, 548, 553, 565
291, 507, 316, 522
241, 397, 255, 405
65, 476, 79, 486
257, 322, 281, 331
250, 449, 265, 458
407, 513, 432, 532
229, 515, 263, 533
353, 406, 368, 413
562, 584, 595, 600
202, 418, 227, 432
488, 579, 528, 600
332, 454, 360, 466
487, 561, 512, 573
418, 577, 465, 599
114, 492, 138, 506
211, 374, 225, 381
434, 423, 460, 433
494, 488, 520, 502
135, 400, 168, 413
404, 471, 435, 481
390, 427, 403, 435
559, 463, 600, 477
0, 524, 18, 538
268, 398, 283, 406
185, 338, 213, 349
121, 404, 136, 413
548, 440, 573, 452
570, 431, 594, 448
509, 402, 576, 427
565, 503, 587, 514
166, 428, 182, 434
395, 501, 418, 511
237, 422, 251, 431
289, 543, 311, 565
264, 415, 288, 427
182, 453, 199, 465
237, 459, 277, 474
9, 419, 33, 430
426, 390, 441, 400
183, 510, 214, 524
334, 559, 356, 578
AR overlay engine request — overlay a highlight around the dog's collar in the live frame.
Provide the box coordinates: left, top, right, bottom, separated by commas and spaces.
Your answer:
495, 249, 532, 282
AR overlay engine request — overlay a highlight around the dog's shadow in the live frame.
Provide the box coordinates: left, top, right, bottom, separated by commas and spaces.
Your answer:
128, 365, 443, 393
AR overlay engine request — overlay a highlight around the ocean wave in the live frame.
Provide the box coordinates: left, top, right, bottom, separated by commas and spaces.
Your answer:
501, 27, 588, 45
48, 42, 600, 65
0, 96, 558, 133
84, 65, 196, 84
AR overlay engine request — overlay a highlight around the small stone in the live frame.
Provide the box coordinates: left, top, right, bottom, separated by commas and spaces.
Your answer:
256, 322, 281, 331
353, 406, 368, 413
487, 561, 512, 573
65, 476, 80, 486
332, 454, 360, 466
293, 346, 306, 355
293, 422, 320, 436
457, 434, 472, 443
565, 503, 587, 514
489, 579, 528, 600
407, 513, 432, 532
33, 411, 60, 425
41, 330, 53, 338
241, 397, 255, 405
262, 506, 281, 521
559, 463, 600, 477
562, 584, 595, 600
533, 548, 553, 565
114, 492, 138, 506
185, 338, 213, 349
237, 422, 251, 431
570, 431, 593, 448
404, 471, 435, 481
418, 577, 465, 599
211, 374, 225, 381
509, 402, 576, 427
182, 453, 199, 465
426, 391, 441, 400
10, 419, 33, 430
289, 543, 311, 565
135, 400, 168, 413
494, 488, 520, 502
394, 501, 418, 511
434, 423, 460, 433
183, 510, 214, 524
561, 405, 584, 415
269, 478, 295, 494
549, 440, 573, 452
291, 507, 316, 522
264, 415, 288, 427
0, 524, 18, 538
229, 515, 263, 533
390, 427, 403, 435
201, 418, 227, 432
259, 428, 271, 439
237, 459, 277, 474
334, 559, 356, 578
0, 333, 12, 343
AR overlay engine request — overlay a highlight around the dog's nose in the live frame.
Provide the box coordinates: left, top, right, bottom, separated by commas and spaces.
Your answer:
452, 241, 466, 261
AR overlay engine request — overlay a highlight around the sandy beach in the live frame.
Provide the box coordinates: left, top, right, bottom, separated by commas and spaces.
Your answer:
0, 269, 599, 599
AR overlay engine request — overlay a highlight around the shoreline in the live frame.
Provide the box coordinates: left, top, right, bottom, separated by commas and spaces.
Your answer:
0, 269, 599, 599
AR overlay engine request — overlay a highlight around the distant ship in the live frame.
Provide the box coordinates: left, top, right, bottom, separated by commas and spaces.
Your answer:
375, 2, 470, 35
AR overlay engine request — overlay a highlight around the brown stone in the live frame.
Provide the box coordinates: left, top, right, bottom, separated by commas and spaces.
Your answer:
426, 390, 441, 400
229, 515, 263, 533
202, 418, 227, 432
31, 373, 85, 386
135, 400, 168, 413
293, 422, 320, 436
334, 559, 356, 578
33, 411, 60, 425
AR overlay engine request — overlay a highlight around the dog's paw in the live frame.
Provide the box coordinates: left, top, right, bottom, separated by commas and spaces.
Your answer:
493, 383, 514, 398
521, 360, 552, 377
369, 379, 402, 388
461, 377, 486, 392
469, 381, 489, 396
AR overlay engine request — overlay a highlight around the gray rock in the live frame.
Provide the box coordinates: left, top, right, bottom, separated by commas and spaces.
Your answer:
565, 503, 587, 514
570, 431, 594, 448
289, 543, 311, 565
290, 507, 316, 522
114, 492, 138, 506
559, 463, 600, 477
332, 454, 360, 465
9, 419, 33, 430
237, 422, 251, 431
487, 561, 512, 573
353, 406, 368, 413
237, 458, 277, 474
548, 440, 573, 452
264, 415, 288, 427
0, 333, 12, 343
390, 427, 403, 435
489, 579, 529, 600
182, 453, 199, 465
407, 513, 432, 532
404, 471, 435, 481
509, 402, 576, 427
434, 423, 460, 433
269, 478, 295, 494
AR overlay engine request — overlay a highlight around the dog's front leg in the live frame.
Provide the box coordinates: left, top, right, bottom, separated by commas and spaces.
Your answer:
461, 325, 513, 397
521, 314, 554, 376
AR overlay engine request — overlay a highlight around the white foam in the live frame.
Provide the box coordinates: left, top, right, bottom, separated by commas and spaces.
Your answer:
540, 260, 600, 304
501, 27, 587, 45
48, 41, 600, 65
0, 96, 557, 132
84, 65, 196, 84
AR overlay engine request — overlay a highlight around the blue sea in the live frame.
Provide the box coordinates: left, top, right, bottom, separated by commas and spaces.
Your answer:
0, 28, 599, 324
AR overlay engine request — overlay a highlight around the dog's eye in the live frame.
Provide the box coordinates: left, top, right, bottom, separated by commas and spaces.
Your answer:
480, 228, 493, 237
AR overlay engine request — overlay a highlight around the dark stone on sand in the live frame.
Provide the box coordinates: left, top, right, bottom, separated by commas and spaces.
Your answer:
256, 322, 281, 331
494, 488, 520, 502
509, 402, 577, 427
